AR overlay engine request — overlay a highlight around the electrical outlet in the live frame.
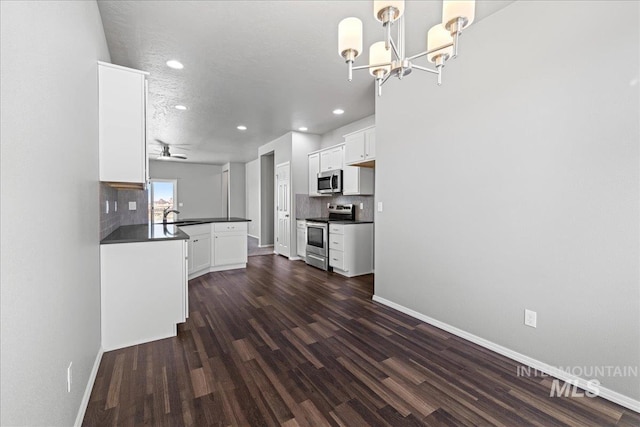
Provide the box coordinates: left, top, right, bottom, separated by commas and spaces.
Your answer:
105, 200, 109, 214
524, 309, 537, 328
129, 201, 137, 211
359, 203, 364, 210
327, 202, 330, 209
67, 362, 73, 393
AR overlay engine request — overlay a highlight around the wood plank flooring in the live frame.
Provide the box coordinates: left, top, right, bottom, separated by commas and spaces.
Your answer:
83, 255, 639, 426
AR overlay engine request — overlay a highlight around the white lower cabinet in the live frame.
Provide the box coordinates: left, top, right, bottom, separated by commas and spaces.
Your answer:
213, 223, 248, 267
181, 222, 248, 277
329, 223, 374, 277
100, 239, 187, 351
211, 222, 248, 270
296, 220, 306, 258
181, 224, 212, 277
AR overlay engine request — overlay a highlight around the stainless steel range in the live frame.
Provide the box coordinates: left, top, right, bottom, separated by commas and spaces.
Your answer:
305, 204, 355, 271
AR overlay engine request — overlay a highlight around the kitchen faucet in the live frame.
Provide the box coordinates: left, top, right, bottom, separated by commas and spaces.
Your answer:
162, 207, 180, 225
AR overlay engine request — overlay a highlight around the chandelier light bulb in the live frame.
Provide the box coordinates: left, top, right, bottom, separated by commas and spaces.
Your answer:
338, 17, 363, 59
427, 25, 454, 63
442, 0, 476, 32
369, 41, 392, 77
374, 0, 405, 23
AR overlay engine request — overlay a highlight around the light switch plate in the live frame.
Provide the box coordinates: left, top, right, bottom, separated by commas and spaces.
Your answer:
128, 201, 137, 211
114, 201, 117, 212
105, 200, 109, 214
524, 309, 537, 328
359, 203, 364, 210
377, 202, 383, 212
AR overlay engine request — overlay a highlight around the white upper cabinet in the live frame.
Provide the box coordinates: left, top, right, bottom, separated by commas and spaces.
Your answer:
320, 145, 344, 172
98, 62, 148, 187
343, 166, 374, 196
308, 152, 321, 196
344, 126, 375, 167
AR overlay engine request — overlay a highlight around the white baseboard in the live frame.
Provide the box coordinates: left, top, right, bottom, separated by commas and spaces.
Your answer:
372, 295, 640, 413
248, 233, 259, 239
259, 244, 274, 248
74, 346, 104, 427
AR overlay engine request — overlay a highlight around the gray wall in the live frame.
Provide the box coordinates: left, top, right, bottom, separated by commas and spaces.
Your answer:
320, 114, 374, 149
245, 159, 260, 238
260, 154, 275, 245
374, 0, 639, 400
149, 160, 223, 219
0, 1, 110, 425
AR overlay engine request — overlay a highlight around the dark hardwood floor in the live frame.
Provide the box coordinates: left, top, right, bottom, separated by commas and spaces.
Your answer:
84, 255, 639, 426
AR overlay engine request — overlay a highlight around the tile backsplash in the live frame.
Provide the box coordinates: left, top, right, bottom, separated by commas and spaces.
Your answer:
295, 194, 375, 222
99, 183, 149, 240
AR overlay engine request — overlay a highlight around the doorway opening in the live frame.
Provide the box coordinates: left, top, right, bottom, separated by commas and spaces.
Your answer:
259, 153, 275, 248
148, 179, 178, 223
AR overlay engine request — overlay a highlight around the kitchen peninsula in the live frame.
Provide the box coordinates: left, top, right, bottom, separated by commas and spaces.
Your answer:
99, 217, 250, 351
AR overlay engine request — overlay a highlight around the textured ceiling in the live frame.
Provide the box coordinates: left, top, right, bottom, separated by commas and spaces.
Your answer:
97, 0, 513, 164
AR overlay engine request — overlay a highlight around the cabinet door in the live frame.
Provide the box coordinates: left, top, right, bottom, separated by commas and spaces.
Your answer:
98, 64, 147, 184
345, 133, 366, 164
296, 227, 306, 258
308, 153, 320, 195
214, 233, 247, 266
191, 234, 211, 272
365, 128, 376, 160
330, 146, 344, 170
320, 150, 332, 172
342, 166, 359, 195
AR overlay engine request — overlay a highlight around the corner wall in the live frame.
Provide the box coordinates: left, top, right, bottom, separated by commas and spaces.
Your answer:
374, 1, 639, 401
0, 1, 110, 424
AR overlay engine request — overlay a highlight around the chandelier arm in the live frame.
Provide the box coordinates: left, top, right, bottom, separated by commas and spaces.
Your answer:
388, 38, 401, 62
352, 62, 393, 71
412, 65, 440, 75
407, 42, 455, 62
380, 72, 392, 86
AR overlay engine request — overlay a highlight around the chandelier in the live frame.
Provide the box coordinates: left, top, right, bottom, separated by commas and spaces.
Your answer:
338, 0, 475, 96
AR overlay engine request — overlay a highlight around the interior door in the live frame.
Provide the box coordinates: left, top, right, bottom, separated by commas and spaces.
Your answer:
276, 162, 291, 257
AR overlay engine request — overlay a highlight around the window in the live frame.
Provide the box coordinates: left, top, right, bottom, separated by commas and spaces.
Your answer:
148, 179, 178, 223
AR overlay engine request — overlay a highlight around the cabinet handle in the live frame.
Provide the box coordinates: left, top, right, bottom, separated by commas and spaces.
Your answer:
360, 154, 364, 158
193, 239, 198, 242
332, 241, 339, 244
332, 258, 338, 261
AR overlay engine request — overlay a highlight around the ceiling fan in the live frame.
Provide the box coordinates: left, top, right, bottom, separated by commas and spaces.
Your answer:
150, 139, 189, 161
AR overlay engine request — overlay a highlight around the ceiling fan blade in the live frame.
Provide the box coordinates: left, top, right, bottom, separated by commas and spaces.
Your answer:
171, 153, 187, 160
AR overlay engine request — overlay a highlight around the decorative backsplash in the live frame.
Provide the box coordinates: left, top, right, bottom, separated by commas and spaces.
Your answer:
99, 183, 149, 240
295, 194, 375, 221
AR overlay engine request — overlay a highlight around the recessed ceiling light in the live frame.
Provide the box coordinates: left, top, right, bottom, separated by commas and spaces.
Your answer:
332, 108, 345, 115
237, 125, 247, 131
175, 105, 187, 110
166, 60, 184, 69
298, 127, 308, 132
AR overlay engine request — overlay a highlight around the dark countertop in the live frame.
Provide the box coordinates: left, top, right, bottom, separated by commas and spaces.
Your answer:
165, 217, 251, 226
101, 224, 190, 245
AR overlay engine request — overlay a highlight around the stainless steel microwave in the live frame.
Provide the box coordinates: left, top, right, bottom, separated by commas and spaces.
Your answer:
318, 170, 342, 194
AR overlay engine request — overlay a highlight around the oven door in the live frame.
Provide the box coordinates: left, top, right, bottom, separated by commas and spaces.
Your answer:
306, 222, 327, 257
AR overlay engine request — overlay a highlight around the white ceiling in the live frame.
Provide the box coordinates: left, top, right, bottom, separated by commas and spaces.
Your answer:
97, 0, 513, 164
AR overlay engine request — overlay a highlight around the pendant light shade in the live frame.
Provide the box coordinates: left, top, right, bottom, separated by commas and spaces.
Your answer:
338, 17, 363, 58
442, 0, 475, 31
369, 41, 392, 77
427, 25, 454, 63
374, 0, 405, 22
